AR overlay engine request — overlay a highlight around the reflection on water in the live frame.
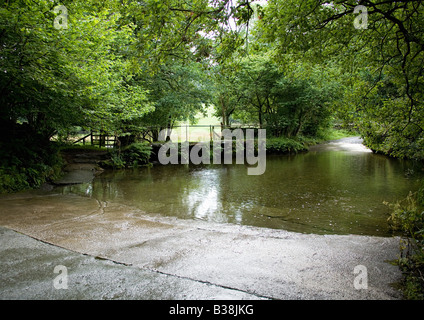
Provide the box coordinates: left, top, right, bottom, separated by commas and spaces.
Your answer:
60, 138, 424, 236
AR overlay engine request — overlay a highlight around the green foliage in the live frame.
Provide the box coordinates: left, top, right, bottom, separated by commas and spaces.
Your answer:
0, 128, 63, 193
0, 169, 30, 193
211, 63, 242, 127
387, 191, 424, 237
213, 54, 336, 138
122, 143, 152, 167
100, 143, 152, 169
0, 0, 153, 140
256, 0, 424, 160
265, 137, 307, 154
138, 59, 213, 139
121, 0, 252, 66
353, 72, 424, 160
101, 153, 127, 170
385, 186, 424, 299
401, 269, 424, 300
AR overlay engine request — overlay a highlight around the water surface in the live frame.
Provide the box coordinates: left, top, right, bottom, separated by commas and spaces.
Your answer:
60, 137, 423, 236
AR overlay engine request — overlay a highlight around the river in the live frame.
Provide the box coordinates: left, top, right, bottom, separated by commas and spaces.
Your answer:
58, 137, 423, 237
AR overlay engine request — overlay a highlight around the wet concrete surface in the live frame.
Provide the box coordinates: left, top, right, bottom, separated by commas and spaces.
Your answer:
53, 164, 103, 185
53, 149, 107, 185
0, 227, 259, 300
0, 191, 403, 300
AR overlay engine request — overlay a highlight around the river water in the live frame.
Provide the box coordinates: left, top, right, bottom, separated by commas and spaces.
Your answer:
56, 137, 424, 237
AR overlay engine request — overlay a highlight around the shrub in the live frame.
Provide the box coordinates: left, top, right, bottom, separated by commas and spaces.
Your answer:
100, 143, 152, 169
0, 136, 63, 194
386, 183, 424, 299
100, 153, 126, 169
122, 143, 152, 167
266, 137, 307, 154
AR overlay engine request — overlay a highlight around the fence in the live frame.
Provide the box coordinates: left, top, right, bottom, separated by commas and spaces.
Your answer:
72, 131, 117, 148
71, 125, 261, 149
148, 125, 261, 143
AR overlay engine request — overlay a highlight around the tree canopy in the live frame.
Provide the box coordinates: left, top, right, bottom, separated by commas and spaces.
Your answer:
256, 0, 424, 159
1, 0, 424, 178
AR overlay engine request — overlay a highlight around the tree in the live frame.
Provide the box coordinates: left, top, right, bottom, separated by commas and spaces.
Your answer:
139, 58, 213, 141
211, 62, 243, 127
256, 0, 424, 159
0, 0, 153, 140
221, 53, 336, 137
0, 0, 153, 190
234, 54, 282, 128
120, 0, 256, 67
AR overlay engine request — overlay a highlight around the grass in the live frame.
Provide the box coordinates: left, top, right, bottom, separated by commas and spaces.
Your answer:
59, 144, 110, 152
318, 128, 359, 142
174, 106, 221, 142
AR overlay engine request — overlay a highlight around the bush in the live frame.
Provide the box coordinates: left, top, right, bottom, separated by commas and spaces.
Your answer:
0, 168, 30, 193
122, 143, 152, 167
266, 137, 307, 154
385, 183, 424, 300
0, 158, 63, 194
100, 143, 152, 169
0, 133, 63, 193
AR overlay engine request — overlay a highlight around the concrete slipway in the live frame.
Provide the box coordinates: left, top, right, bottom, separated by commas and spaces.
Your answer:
0, 191, 403, 300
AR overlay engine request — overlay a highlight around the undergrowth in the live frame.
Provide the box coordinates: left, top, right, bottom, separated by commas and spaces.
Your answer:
385, 184, 424, 300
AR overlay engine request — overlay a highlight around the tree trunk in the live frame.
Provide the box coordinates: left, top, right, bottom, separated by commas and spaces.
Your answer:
258, 107, 263, 129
